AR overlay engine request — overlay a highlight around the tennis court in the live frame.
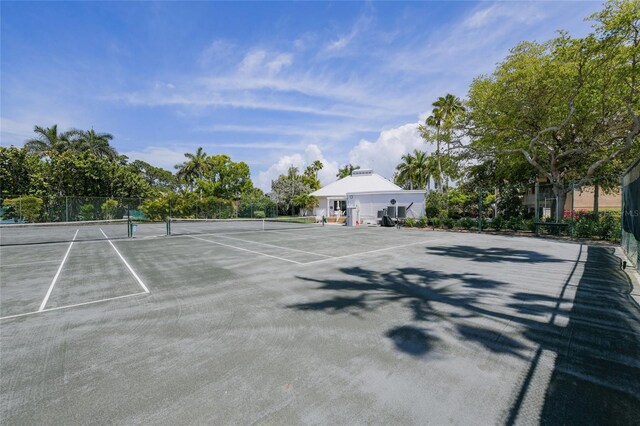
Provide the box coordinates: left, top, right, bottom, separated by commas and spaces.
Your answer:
1, 221, 639, 424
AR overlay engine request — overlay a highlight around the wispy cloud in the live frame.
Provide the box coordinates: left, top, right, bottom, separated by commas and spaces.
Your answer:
462, 3, 546, 30
199, 39, 236, 67
324, 10, 374, 55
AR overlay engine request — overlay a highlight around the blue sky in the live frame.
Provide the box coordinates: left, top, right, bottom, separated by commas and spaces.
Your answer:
1, 1, 603, 191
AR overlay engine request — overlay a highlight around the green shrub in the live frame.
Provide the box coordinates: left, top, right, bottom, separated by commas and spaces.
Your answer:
459, 217, 475, 230
79, 204, 95, 221
574, 217, 597, 238
425, 192, 446, 218
416, 216, 428, 228
596, 212, 620, 241
404, 217, 416, 227
429, 217, 440, 229
141, 197, 171, 221
2, 196, 43, 222
506, 217, 524, 231
443, 217, 455, 229
490, 216, 505, 231
524, 219, 537, 232
101, 198, 119, 220
253, 210, 266, 219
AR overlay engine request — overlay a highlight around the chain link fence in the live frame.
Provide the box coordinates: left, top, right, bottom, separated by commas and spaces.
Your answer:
528, 178, 622, 241
622, 159, 640, 271
0, 194, 279, 224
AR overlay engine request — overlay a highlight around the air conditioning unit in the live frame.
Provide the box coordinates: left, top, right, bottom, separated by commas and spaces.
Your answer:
397, 206, 406, 219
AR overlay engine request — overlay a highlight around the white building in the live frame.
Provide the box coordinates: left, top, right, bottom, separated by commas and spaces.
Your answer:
310, 169, 426, 225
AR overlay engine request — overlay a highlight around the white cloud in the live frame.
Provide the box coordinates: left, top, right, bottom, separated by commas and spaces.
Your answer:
255, 144, 338, 192
0, 114, 81, 147
267, 53, 293, 74
199, 39, 236, 67
239, 49, 268, 74
255, 122, 430, 192
324, 12, 373, 54
462, 3, 546, 30
1, 117, 33, 146
347, 122, 430, 181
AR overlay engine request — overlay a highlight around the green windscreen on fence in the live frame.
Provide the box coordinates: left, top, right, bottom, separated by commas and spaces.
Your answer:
622, 158, 640, 270
622, 171, 640, 240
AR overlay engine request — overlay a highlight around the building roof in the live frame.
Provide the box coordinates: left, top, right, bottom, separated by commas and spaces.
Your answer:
310, 169, 402, 197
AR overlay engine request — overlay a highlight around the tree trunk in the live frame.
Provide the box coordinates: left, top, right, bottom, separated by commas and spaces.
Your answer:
593, 183, 599, 218
552, 183, 567, 222
436, 128, 443, 193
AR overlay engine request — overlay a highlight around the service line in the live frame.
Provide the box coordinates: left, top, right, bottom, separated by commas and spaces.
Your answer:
190, 235, 303, 264
38, 229, 79, 311
1, 291, 148, 321
100, 229, 150, 293
215, 234, 333, 258
301, 238, 443, 266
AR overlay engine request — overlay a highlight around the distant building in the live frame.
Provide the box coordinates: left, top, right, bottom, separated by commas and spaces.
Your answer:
310, 169, 426, 225
522, 178, 621, 218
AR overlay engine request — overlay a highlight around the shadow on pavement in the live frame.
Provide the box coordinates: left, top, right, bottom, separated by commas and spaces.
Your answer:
426, 244, 565, 263
289, 244, 640, 423
516, 246, 640, 425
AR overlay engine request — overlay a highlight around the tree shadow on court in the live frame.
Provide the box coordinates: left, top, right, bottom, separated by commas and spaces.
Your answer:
426, 245, 564, 264
505, 246, 640, 425
290, 245, 640, 422
288, 266, 525, 358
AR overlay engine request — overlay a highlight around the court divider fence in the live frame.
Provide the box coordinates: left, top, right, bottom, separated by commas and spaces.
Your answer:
0, 195, 280, 225
622, 159, 640, 271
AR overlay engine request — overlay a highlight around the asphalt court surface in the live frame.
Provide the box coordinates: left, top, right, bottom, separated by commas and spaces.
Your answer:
1, 224, 640, 424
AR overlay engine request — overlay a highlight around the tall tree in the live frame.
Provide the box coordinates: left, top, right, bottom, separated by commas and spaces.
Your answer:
419, 110, 444, 192
303, 160, 323, 190
395, 152, 417, 190
432, 94, 465, 189
419, 94, 465, 193
24, 125, 72, 158
196, 154, 252, 199
465, 0, 640, 219
175, 147, 209, 189
70, 128, 118, 158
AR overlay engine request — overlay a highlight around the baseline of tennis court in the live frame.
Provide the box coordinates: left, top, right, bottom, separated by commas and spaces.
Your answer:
1, 226, 639, 424
0, 225, 149, 319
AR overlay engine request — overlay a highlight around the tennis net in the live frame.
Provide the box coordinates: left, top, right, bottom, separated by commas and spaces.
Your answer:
167, 217, 320, 236
0, 219, 130, 246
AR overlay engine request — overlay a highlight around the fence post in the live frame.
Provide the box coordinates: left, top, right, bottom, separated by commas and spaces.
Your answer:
534, 182, 540, 223
65, 196, 69, 222
570, 182, 575, 239
478, 189, 483, 233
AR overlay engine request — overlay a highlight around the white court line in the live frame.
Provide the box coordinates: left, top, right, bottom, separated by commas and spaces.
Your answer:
301, 238, 442, 265
0, 291, 148, 321
215, 234, 333, 258
100, 229, 150, 293
190, 235, 303, 264
38, 229, 79, 311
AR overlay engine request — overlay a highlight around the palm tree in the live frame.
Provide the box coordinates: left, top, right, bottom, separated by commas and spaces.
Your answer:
432, 94, 464, 190
175, 147, 209, 189
423, 153, 440, 191
422, 110, 444, 192
395, 150, 437, 191
395, 152, 417, 190
336, 164, 360, 178
311, 160, 323, 180
70, 128, 118, 158
412, 150, 430, 190
24, 125, 72, 158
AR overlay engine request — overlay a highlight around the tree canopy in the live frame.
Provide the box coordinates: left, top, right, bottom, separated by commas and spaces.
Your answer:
464, 0, 639, 217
